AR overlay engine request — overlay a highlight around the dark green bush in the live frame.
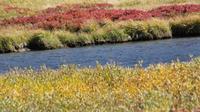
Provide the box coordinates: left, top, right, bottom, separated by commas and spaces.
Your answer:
28, 32, 62, 50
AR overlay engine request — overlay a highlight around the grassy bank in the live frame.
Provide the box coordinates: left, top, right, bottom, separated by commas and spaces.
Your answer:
1, 58, 200, 111
1, 15, 200, 53
171, 15, 200, 37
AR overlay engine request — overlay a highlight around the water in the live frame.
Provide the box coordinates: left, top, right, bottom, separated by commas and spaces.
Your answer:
1, 37, 200, 73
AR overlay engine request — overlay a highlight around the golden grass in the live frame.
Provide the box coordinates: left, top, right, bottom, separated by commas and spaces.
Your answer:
0, 58, 200, 111
1, 0, 200, 10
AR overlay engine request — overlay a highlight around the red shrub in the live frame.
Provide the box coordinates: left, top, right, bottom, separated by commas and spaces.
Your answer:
149, 4, 200, 17
1, 3, 200, 30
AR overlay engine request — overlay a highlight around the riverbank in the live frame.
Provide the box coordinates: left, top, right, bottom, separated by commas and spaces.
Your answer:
1, 58, 200, 111
0, 14, 200, 53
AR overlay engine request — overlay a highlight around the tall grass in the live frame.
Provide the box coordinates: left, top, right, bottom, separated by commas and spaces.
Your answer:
123, 19, 172, 40
170, 15, 200, 37
0, 27, 33, 53
55, 31, 79, 47
1, 58, 200, 111
28, 31, 63, 50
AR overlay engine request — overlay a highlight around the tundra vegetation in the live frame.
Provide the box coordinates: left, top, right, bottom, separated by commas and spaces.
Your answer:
1, 0, 200, 111
0, 1, 200, 52
1, 58, 200, 111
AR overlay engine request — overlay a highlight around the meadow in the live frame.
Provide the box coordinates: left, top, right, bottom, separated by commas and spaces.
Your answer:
0, 58, 200, 111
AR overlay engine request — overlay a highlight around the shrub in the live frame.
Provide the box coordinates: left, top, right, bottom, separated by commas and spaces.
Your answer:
170, 15, 200, 37
28, 32, 62, 50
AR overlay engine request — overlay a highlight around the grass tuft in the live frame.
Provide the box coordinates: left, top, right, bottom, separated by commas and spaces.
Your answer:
124, 19, 172, 41
170, 15, 200, 37
28, 32, 63, 50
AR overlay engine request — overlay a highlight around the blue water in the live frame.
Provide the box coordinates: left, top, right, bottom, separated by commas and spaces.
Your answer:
0, 37, 200, 73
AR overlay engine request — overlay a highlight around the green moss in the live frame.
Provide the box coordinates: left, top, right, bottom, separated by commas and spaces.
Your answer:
28, 32, 63, 50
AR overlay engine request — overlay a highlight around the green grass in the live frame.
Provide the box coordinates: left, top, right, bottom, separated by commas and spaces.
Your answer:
55, 31, 79, 47
0, 27, 33, 53
0, 16, 200, 53
123, 19, 172, 40
1, 58, 200, 111
28, 31, 63, 50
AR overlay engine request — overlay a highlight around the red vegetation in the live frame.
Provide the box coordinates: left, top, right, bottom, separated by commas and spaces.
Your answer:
1, 3, 200, 30
149, 4, 200, 17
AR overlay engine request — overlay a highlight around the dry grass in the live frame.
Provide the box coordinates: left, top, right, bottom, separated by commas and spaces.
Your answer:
0, 58, 200, 111
2, 0, 200, 10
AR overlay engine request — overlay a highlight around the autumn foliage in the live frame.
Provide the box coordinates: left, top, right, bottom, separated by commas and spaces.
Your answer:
1, 3, 200, 30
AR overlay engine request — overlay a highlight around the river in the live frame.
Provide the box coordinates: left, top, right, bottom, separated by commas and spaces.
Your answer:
0, 37, 200, 73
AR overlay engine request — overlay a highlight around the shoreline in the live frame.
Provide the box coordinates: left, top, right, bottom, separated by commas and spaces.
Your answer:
1, 15, 200, 53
